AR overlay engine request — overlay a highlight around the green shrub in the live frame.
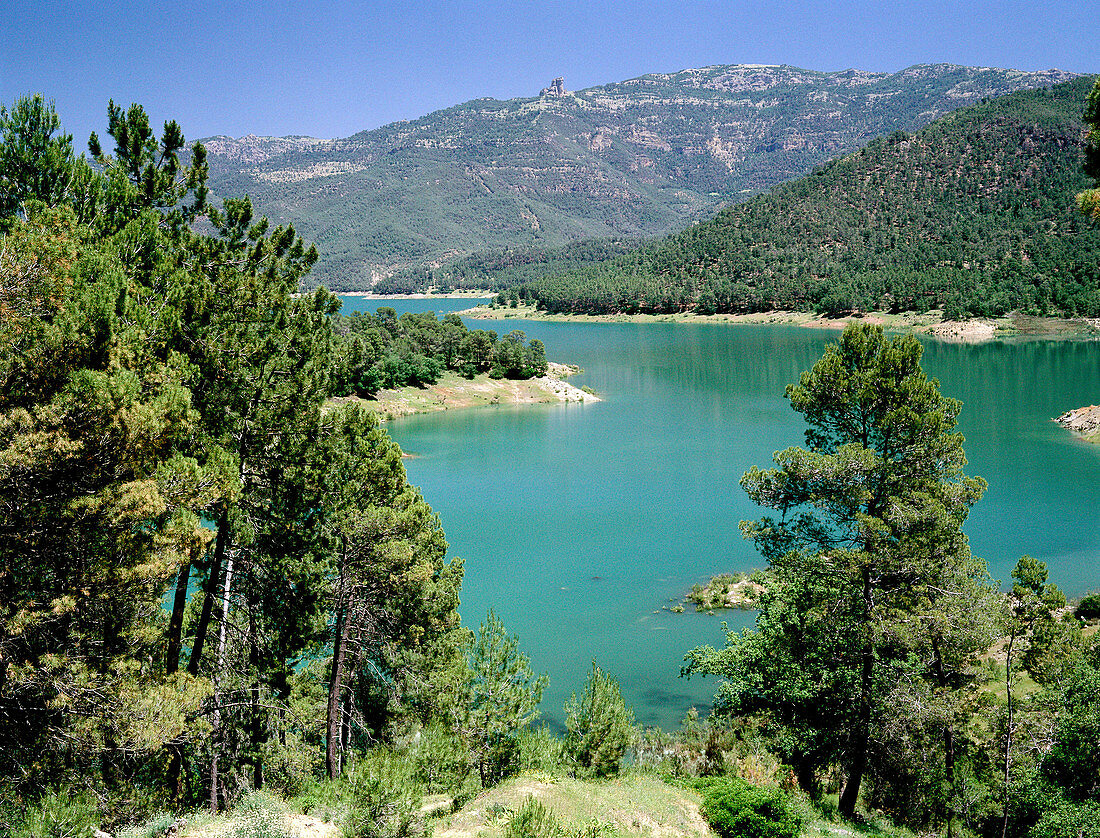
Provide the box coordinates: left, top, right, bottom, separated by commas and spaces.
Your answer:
503, 796, 562, 838
1076, 594, 1100, 620
230, 790, 292, 838
286, 775, 348, 821
1029, 797, 1100, 838
342, 750, 424, 838
6, 788, 100, 838
406, 721, 472, 795
516, 725, 567, 775
565, 662, 635, 778
696, 777, 803, 838
117, 813, 178, 838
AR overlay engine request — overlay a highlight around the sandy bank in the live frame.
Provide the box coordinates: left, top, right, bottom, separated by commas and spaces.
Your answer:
462, 305, 1100, 342
332, 362, 600, 421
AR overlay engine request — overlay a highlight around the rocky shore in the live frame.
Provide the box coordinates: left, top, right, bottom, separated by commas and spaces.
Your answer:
1056, 404, 1100, 442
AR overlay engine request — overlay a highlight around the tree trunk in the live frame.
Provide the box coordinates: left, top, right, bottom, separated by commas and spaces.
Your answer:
931, 637, 956, 838
189, 509, 229, 676
839, 569, 875, 818
166, 549, 193, 676
1002, 631, 1016, 838
326, 600, 350, 779
249, 608, 264, 790
209, 549, 234, 813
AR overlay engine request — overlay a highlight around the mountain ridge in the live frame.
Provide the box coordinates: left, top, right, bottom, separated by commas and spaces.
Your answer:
509, 76, 1100, 318
198, 63, 1078, 289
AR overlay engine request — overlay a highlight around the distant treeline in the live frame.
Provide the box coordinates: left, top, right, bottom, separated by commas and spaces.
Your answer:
332, 308, 548, 396
508, 77, 1100, 319
354, 237, 645, 295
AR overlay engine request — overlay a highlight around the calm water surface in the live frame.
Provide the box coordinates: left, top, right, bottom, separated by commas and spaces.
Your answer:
340, 301, 1100, 729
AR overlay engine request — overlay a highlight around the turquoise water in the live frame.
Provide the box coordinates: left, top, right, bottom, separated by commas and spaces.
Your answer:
346, 305, 1100, 730
338, 296, 490, 317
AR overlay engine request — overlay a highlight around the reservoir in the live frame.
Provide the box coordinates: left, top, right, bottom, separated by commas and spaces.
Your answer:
340, 299, 1100, 730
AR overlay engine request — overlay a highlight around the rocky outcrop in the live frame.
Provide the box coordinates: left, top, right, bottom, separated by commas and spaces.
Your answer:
539, 77, 566, 97
198, 64, 1080, 288
1056, 405, 1100, 438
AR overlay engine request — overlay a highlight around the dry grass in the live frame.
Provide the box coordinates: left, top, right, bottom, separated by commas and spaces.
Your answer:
433, 773, 712, 838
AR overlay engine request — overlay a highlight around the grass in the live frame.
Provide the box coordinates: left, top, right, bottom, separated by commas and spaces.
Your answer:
332, 370, 562, 420
433, 773, 713, 838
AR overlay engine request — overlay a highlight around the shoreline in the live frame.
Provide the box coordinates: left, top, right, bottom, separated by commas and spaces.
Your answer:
1056, 405, 1100, 444
330, 362, 599, 422
458, 304, 1100, 343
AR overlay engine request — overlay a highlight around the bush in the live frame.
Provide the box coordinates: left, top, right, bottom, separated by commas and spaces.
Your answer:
286, 775, 348, 822
406, 721, 472, 796
503, 796, 562, 838
230, 791, 293, 838
342, 750, 425, 838
565, 662, 635, 778
4, 788, 101, 838
696, 777, 803, 838
515, 726, 567, 775
1076, 594, 1100, 620
1029, 797, 1100, 838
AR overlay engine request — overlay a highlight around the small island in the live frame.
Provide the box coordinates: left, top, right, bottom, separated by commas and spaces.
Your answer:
682, 571, 766, 612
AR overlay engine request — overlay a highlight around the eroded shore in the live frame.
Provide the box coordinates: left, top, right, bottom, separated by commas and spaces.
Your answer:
461, 304, 1100, 343
330, 362, 599, 422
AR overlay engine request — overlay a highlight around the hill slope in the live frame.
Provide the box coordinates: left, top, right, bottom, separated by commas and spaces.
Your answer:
200, 64, 1074, 289
515, 76, 1100, 318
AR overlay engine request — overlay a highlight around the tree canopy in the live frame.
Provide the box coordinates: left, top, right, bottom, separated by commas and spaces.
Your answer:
686, 324, 997, 823
0, 98, 466, 819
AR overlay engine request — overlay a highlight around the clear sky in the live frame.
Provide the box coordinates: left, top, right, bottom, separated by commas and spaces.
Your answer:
1, 0, 1093, 149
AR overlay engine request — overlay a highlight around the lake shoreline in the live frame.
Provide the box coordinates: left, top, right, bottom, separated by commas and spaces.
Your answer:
1056, 405, 1100, 443
458, 304, 1100, 343
330, 362, 599, 421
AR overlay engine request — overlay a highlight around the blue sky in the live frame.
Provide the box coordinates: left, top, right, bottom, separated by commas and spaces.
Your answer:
1, 0, 1093, 148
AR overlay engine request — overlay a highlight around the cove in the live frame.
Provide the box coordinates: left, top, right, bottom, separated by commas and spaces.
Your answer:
339, 299, 1100, 730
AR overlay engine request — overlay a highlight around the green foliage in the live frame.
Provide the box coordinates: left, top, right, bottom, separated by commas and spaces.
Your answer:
405, 721, 474, 795
375, 238, 643, 294
1010, 556, 1077, 686
1028, 797, 1100, 838
342, 750, 425, 838
331, 310, 547, 398
695, 777, 803, 838
2, 789, 101, 838
1039, 640, 1100, 804
0, 94, 75, 221
521, 77, 1100, 319
460, 610, 549, 787
116, 813, 179, 838
502, 797, 563, 838
686, 324, 998, 824
1078, 78, 1100, 220
0, 96, 465, 815
1077, 595, 1100, 621
516, 726, 568, 775
228, 791, 293, 838
565, 662, 636, 778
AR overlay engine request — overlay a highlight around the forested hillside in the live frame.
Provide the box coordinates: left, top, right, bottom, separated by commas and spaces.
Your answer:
515, 76, 1100, 318
199, 64, 1074, 289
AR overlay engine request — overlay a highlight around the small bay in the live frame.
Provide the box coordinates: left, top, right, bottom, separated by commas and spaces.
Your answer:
341, 299, 1100, 729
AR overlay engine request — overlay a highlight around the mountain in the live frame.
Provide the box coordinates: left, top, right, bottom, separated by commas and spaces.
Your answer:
199, 64, 1076, 290
513, 77, 1100, 319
